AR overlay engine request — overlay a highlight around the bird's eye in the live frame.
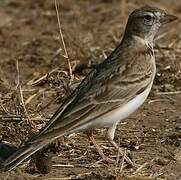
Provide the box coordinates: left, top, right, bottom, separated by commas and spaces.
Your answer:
144, 15, 152, 21
143, 15, 154, 25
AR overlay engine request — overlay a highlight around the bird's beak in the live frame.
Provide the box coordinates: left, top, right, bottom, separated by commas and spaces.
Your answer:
161, 14, 177, 24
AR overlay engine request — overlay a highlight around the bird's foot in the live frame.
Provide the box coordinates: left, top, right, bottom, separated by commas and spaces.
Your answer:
108, 140, 137, 168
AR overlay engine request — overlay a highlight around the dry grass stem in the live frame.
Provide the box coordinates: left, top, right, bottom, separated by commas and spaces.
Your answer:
18, 85, 30, 121
52, 164, 74, 167
148, 99, 170, 104
25, 88, 46, 105
119, 148, 126, 173
0, 115, 22, 122
156, 91, 181, 95
15, 60, 30, 121
27, 67, 59, 86
133, 158, 155, 175
54, 0, 72, 77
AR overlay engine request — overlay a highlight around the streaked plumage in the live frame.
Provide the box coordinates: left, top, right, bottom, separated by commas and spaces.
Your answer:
0, 6, 177, 171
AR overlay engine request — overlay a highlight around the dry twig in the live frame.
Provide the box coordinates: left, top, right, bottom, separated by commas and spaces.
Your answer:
54, 0, 72, 77
156, 91, 181, 95
15, 60, 30, 121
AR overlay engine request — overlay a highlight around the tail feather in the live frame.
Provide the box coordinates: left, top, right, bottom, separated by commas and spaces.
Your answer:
1, 140, 50, 171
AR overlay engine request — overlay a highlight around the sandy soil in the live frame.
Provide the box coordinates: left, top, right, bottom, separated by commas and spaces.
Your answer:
0, 0, 180, 179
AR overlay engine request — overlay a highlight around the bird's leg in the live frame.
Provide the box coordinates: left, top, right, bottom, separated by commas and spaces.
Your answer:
106, 124, 136, 167
86, 131, 114, 163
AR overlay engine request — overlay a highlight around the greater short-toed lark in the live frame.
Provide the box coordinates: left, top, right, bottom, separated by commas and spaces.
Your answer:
1, 6, 177, 171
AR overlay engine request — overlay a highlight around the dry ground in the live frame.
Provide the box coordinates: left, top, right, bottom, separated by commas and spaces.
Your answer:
0, 0, 180, 179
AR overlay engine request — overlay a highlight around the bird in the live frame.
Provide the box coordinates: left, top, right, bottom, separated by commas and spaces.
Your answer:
0, 6, 177, 171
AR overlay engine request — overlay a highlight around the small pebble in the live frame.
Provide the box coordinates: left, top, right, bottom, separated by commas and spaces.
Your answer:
34, 152, 53, 174
155, 158, 169, 166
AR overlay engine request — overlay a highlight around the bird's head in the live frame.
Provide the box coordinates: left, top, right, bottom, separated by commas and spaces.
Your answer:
124, 6, 177, 43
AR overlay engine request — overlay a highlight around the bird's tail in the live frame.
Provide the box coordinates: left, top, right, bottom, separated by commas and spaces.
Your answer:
0, 139, 51, 171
